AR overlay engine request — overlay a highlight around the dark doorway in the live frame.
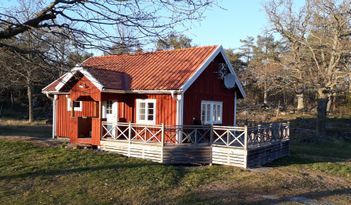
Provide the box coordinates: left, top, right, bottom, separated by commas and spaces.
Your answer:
78, 117, 92, 138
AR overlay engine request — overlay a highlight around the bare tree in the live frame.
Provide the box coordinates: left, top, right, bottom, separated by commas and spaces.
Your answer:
265, 0, 351, 136
0, 0, 215, 57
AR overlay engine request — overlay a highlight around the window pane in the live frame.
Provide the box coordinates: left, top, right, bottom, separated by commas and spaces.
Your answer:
140, 102, 146, 109
213, 104, 217, 122
217, 104, 221, 121
148, 107, 154, 115
206, 104, 211, 122
147, 102, 154, 109
147, 114, 153, 121
139, 114, 145, 120
73, 101, 80, 108
201, 104, 206, 123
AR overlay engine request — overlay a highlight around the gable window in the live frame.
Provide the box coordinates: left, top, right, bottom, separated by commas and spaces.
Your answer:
201, 101, 223, 125
67, 98, 82, 111
136, 99, 156, 124
106, 100, 113, 114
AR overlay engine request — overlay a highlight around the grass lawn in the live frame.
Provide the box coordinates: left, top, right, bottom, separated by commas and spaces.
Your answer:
0, 122, 350, 204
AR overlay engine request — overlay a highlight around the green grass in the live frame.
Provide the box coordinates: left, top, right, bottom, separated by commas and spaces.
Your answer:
0, 139, 350, 205
0, 119, 350, 204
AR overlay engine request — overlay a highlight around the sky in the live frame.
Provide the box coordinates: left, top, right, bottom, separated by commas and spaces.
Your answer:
184, 0, 269, 50
183, 0, 304, 50
0, 0, 305, 53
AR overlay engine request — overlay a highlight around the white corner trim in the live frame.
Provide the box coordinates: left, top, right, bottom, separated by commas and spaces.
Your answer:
54, 66, 103, 92
180, 45, 221, 91
180, 45, 246, 98
175, 94, 184, 126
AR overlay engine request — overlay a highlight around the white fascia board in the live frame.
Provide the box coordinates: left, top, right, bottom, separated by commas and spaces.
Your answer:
54, 66, 104, 92
218, 46, 246, 98
42, 73, 68, 92
102, 88, 181, 94
54, 71, 75, 91
180, 45, 222, 92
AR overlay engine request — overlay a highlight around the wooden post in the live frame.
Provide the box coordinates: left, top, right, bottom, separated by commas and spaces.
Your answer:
161, 123, 165, 146
210, 125, 213, 145
128, 122, 132, 143
161, 123, 165, 163
244, 126, 248, 151
128, 122, 132, 157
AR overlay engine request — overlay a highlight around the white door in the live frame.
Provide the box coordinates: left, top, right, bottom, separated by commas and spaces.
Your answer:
103, 100, 118, 138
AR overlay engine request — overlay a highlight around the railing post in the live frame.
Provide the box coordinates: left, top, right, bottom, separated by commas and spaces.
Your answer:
210, 125, 213, 145
128, 122, 132, 143
244, 126, 248, 150
226, 130, 229, 146
161, 123, 165, 146
161, 123, 165, 163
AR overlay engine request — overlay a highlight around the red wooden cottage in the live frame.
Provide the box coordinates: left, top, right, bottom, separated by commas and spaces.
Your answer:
42, 45, 287, 167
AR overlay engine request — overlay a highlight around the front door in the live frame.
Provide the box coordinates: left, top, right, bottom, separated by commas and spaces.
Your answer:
104, 100, 118, 138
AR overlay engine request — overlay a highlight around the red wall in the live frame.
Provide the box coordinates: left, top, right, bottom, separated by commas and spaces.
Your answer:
183, 54, 237, 126
101, 93, 177, 126
56, 83, 177, 145
56, 75, 101, 145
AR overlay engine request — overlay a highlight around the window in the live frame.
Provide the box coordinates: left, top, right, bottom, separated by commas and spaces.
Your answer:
106, 100, 113, 114
136, 99, 156, 124
67, 98, 82, 111
201, 101, 223, 124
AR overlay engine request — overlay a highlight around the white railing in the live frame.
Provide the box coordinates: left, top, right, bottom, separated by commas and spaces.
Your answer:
102, 122, 165, 144
101, 121, 290, 149
212, 126, 247, 148
247, 122, 290, 146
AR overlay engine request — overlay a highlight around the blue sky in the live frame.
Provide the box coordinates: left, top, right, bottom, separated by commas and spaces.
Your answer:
183, 0, 304, 50
184, 0, 269, 49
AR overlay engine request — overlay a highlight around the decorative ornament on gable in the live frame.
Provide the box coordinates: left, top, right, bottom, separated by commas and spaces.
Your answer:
216, 63, 230, 79
216, 63, 236, 89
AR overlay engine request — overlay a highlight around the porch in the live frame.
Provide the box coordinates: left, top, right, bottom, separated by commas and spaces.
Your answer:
100, 122, 290, 168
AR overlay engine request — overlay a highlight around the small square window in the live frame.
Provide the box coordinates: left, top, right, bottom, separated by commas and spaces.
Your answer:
136, 99, 156, 124
67, 98, 82, 111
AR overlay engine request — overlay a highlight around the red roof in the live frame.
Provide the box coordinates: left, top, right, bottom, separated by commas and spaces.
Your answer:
82, 45, 218, 90
43, 45, 219, 92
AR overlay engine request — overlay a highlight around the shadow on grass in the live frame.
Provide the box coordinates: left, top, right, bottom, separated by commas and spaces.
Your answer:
175, 186, 351, 204
0, 162, 160, 180
0, 125, 51, 138
244, 187, 351, 205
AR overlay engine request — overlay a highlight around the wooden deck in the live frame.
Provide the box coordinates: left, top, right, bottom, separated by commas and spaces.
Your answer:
99, 122, 290, 168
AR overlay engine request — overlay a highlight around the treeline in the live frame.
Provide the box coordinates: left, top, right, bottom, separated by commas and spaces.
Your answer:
0, 0, 211, 121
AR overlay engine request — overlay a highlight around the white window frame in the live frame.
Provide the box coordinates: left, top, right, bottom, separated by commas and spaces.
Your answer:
201, 100, 223, 125
106, 100, 113, 114
136, 99, 156, 125
67, 97, 82, 112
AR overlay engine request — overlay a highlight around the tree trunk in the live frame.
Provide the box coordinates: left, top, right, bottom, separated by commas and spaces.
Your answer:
27, 85, 33, 122
296, 93, 304, 111
263, 89, 268, 105
316, 89, 328, 138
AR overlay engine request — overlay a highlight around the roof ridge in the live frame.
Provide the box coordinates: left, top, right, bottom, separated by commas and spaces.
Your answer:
89, 45, 220, 59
